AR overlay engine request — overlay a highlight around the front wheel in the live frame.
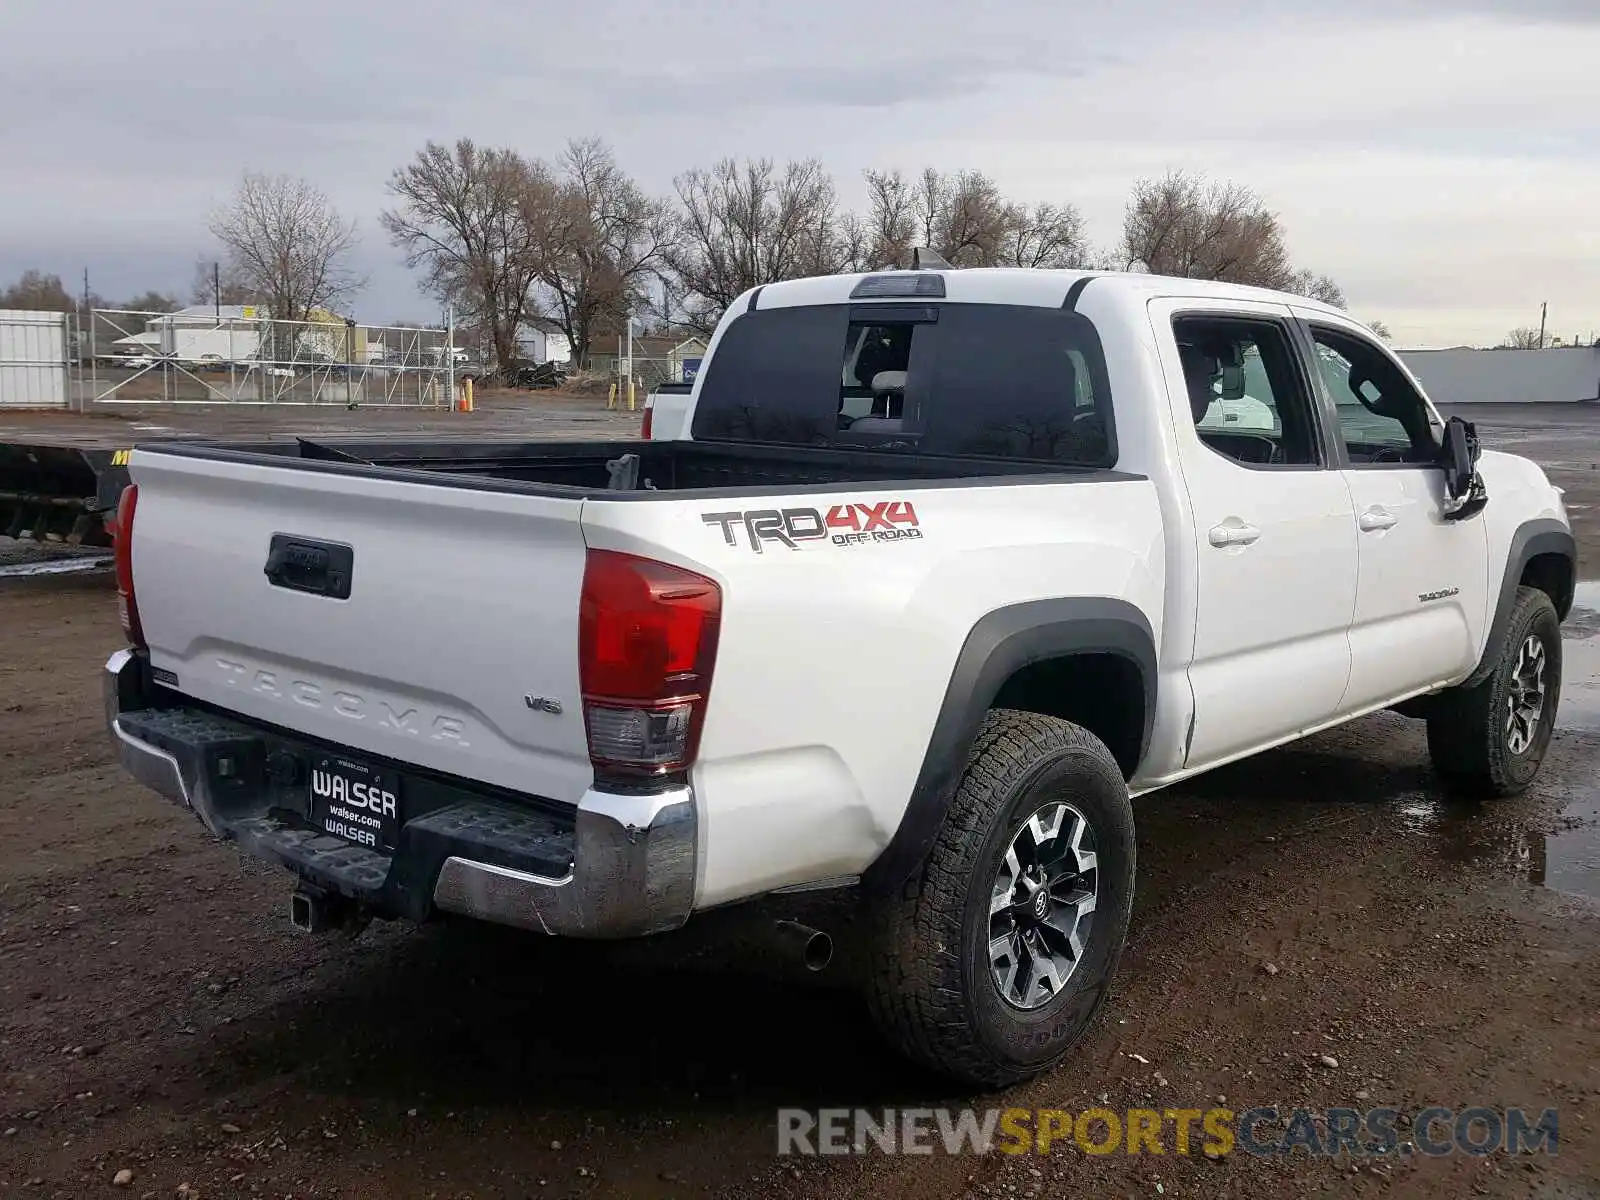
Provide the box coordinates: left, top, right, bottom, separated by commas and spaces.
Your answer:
1427, 585, 1562, 798
865, 710, 1136, 1088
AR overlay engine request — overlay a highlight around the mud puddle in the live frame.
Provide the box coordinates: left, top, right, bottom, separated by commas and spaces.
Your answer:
1402, 791, 1600, 906
0, 554, 112, 579
1390, 584, 1600, 904
1559, 579, 1600, 734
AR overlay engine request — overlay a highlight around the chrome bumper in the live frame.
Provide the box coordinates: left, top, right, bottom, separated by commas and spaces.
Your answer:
103, 648, 698, 938
429, 788, 697, 938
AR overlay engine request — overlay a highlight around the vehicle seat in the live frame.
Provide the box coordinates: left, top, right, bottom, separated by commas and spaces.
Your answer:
1177, 343, 1218, 424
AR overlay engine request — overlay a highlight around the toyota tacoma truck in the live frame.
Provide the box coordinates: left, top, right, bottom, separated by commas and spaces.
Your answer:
104, 265, 1575, 1087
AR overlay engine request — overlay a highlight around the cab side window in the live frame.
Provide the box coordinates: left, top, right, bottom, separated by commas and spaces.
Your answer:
1171, 315, 1320, 467
1308, 325, 1440, 465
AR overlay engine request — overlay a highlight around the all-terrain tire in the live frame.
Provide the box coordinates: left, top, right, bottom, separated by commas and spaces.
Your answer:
864, 709, 1136, 1089
1427, 585, 1562, 798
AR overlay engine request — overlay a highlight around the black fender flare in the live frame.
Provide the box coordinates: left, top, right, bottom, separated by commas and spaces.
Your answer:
859, 597, 1156, 897
1461, 518, 1575, 689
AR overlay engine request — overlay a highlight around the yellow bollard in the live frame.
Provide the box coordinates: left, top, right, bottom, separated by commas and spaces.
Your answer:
607, 381, 617, 410
464, 377, 474, 413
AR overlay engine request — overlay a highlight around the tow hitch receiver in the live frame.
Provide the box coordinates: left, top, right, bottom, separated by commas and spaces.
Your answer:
288, 885, 362, 934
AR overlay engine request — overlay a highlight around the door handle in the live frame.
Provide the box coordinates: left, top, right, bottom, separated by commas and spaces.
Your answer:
264, 534, 354, 599
1357, 507, 1398, 532
1208, 522, 1262, 548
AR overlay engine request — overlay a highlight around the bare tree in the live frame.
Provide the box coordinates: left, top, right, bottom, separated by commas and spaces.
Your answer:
893, 168, 1014, 267
1503, 326, 1544, 349
911, 168, 946, 252
0, 270, 76, 312
862, 169, 917, 268
1284, 268, 1346, 308
539, 137, 677, 367
120, 290, 181, 314
835, 210, 872, 274
998, 201, 1091, 269
208, 171, 362, 323
932, 170, 1013, 267
1121, 170, 1293, 287
382, 139, 559, 370
663, 157, 843, 333
862, 168, 1091, 271
1366, 318, 1394, 342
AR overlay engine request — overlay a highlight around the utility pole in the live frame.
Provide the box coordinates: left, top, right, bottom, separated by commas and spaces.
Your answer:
213, 262, 221, 322
624, 312, 636, 411
1538, 301, 1547, 350
81, 269, 92, 415
445, 301, 456, 411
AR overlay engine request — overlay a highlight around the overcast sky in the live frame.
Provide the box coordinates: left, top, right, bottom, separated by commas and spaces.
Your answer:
2, 0, 1596, 348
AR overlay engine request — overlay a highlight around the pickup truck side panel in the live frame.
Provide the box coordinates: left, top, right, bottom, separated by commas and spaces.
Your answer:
130, 452, 597, 805
643, 384, 692, 440
1144, 294, 1363, 771
1467, 453, 1576, 681
1287, 306, 1493, 709
579, 476, 1165, 908
1074, 285, 1204, 791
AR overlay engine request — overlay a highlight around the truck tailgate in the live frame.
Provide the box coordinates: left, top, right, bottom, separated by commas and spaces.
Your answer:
128, 450, 595, 805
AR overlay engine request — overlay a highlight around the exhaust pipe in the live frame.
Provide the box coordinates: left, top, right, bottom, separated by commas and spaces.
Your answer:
771, 919, 834, 972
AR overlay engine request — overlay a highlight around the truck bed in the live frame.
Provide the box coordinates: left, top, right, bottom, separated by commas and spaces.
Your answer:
142, 436, 1129, 497
0, 401, 643, 544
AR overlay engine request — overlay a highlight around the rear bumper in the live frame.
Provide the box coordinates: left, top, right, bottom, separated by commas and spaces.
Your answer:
103, 648, 697, 938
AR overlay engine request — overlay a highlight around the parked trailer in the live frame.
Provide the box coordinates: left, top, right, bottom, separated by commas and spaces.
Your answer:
0, 440, 132, 545
158, 326, 262, 364
0, 398, 647, 549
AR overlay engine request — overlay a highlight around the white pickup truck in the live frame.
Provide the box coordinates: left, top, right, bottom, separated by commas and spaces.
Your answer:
105, 265, 1576, 1086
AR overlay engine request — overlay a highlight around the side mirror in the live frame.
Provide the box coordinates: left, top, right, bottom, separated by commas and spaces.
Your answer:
1440, 416, 1488, 520
1442, 416, 1479, 497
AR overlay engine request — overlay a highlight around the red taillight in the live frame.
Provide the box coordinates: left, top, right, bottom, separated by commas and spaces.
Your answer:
640, 404, 654, 439
578, 549, 720, 774
113, 484, 145, 648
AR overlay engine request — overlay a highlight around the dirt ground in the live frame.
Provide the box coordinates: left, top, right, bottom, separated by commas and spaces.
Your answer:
2, 403, 1599, 1200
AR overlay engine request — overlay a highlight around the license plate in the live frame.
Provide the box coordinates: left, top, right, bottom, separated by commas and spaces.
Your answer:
307, 755, 400, 851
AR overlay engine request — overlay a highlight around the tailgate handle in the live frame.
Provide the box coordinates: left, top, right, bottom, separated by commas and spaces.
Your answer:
264, 534, 354, 600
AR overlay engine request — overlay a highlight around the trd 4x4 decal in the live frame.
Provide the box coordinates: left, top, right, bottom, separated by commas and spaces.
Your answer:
703, 501, 922, 553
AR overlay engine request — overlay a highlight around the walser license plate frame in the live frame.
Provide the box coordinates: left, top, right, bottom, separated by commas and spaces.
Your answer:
307, 754, 400, 850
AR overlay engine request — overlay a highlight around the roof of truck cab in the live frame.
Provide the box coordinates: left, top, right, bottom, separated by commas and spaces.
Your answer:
746, 268, 1348, 319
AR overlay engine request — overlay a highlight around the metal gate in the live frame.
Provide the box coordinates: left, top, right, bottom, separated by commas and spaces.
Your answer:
0, 309, 70, 409
82, 308, 462, 407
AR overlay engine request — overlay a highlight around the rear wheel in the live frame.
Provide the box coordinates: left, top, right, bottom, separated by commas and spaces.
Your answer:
1427, 585, 1562, 798
865, 709, 1135, 1088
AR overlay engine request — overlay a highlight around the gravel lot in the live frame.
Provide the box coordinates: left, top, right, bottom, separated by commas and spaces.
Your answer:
1, 401, 1597, 1199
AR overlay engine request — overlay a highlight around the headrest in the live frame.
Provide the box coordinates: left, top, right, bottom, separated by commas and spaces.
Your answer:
871, 370, 907, 392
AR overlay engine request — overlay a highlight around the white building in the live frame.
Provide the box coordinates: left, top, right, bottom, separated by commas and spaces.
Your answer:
1399, 346, 1600, 405
517, 318, 573, 365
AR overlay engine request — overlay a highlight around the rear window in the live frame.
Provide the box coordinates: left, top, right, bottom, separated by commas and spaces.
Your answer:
689, 302, 1115, 467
